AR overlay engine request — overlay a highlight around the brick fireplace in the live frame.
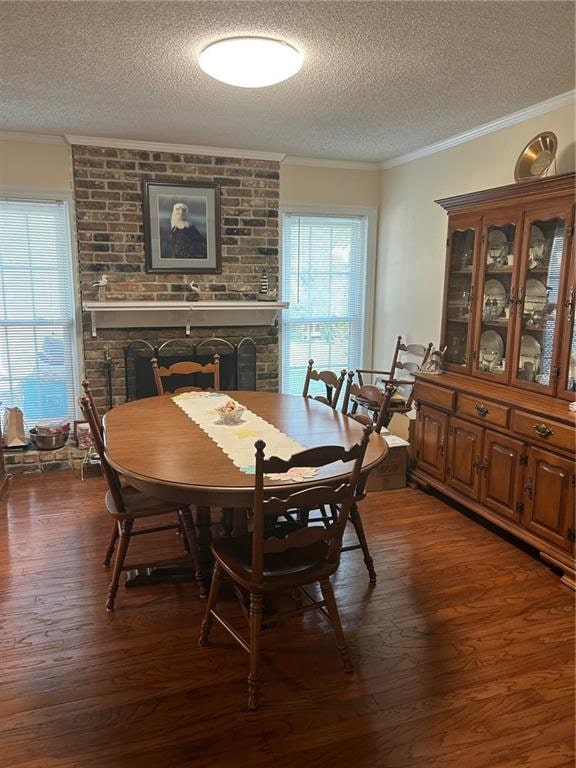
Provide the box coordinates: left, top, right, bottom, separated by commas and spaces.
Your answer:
71, 143, 281, 411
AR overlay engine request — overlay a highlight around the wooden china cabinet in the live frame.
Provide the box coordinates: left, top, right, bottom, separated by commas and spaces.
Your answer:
412, 173, 576, 589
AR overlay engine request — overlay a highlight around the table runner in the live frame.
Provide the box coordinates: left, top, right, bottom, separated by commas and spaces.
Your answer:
172, 392, 317, 481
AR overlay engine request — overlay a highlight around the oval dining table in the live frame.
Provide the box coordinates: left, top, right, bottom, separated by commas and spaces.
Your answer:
103, 391, 389, 590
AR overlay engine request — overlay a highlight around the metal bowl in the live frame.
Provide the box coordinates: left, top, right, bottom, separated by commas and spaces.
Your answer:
29, 428, 70, 450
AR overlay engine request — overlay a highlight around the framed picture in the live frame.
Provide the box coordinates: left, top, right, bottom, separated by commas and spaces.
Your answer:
142, 180, 221, 273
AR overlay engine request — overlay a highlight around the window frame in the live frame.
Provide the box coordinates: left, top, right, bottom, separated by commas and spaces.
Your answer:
279, 203, 377, 393
0, 186, 83, 422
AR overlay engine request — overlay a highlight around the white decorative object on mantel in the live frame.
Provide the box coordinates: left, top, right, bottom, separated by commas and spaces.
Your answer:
82, 300, 289, 338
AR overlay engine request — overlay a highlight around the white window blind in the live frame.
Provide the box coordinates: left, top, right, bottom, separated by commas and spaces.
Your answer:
0, 198, 79, 427
281, 212, 370, 395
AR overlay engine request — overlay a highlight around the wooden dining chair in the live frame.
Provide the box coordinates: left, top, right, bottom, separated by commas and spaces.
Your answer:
341, 370, 392, 434
81, 379, 191, 569
302, 360, 347, 409
79, 396, 205, 609
151, 354, 220, 395
82, 379, 122, 567
351, 337, 434, 428
297, 370, 379, 582
199, 425, 371, 710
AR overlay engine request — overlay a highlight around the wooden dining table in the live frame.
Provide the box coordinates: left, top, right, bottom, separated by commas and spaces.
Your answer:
103, 391, 389, 587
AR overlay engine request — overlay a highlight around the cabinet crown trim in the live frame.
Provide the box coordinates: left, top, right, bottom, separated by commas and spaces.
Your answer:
435, 172, 575, 213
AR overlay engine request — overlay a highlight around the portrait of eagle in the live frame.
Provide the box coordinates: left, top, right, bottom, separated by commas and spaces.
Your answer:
170, 202, 207, 259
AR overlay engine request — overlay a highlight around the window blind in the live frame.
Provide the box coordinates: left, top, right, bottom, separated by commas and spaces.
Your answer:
0, 198, 79, 428
281, 212, 369, 395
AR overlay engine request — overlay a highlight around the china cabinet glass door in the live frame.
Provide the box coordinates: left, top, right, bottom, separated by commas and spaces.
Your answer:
559, 238, 576, 400
472, 212, 521, 381
511, 205, 572, 395
441, 218, 480, 372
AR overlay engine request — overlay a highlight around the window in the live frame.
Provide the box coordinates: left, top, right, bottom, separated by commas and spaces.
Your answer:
281, 209, 375, 395
0, 198, 79, 427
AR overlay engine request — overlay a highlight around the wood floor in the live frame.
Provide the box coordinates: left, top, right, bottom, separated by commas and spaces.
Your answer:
0, 472, 573, 768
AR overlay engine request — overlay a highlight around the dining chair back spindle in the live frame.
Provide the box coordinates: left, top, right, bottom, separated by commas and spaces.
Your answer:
152, 354, 220, 395
302, 360, 347, 409
79, 397, 203, 609
199, 425, 372, 710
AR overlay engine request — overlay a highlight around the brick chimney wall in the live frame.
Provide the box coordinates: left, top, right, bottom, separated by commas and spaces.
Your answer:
71, 145, 280, 410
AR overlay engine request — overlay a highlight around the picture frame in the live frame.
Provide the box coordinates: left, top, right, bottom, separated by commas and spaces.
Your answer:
142, 180, 221, 274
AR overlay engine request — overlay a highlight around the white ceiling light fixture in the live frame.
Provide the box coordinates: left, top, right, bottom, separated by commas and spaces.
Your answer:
198, 37, 303, 88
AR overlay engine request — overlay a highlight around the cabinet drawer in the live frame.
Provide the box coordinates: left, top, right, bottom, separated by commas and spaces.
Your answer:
512, 411, 574, 453
457, 393, 509, 428
414, 380, 455, 411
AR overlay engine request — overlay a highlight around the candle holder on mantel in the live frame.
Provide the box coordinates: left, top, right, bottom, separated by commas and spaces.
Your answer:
257, 270, 278, 301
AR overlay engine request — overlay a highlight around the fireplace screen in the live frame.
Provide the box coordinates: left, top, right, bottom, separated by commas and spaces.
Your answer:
124, 337, 256, 400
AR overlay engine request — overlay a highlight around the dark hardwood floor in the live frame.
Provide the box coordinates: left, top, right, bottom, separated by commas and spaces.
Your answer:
0, 471, 573, 768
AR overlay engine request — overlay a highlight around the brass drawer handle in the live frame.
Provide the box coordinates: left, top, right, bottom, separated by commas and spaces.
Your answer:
475, 403, 489, 417
533, 423, 553, 439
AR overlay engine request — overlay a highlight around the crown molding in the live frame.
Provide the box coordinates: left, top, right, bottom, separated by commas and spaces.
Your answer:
0, 131, 66, 144
380, 90, 576, 170
282, 155, 380, 171
63, 134, 285, 161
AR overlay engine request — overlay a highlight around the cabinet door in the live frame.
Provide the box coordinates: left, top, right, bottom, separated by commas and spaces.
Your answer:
480, 430, 524, 522
471, 210, 522, 384
446, 416, 483, 499
523, 447, 575, 552
510, 202, 573, 396
441, 215, 482, 374
416, 405, 448, 481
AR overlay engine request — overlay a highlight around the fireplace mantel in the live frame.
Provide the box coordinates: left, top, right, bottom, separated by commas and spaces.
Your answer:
82, 300, 290, 338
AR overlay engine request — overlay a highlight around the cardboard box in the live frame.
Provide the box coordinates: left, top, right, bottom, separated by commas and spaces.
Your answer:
388, 412, 416, 466
366, 439, 408, 491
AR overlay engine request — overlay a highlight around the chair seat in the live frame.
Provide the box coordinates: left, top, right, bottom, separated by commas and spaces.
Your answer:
352, 394, 381, 411
212, 523, 334, 591
105, 487, 181, 520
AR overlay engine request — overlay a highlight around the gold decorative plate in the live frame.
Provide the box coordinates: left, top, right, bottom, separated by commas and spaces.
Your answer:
514, 131, 558, 182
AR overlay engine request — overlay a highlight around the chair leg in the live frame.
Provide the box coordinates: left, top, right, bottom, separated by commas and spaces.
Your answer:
199, 564, 222, 646
248, 592, 263, 711
349, 502, 377, 582
319, 578, 353, 674
179, 519, 190, 553
103, 520, 119, 567
179, 507, 207, 598
106, 518, 133, 612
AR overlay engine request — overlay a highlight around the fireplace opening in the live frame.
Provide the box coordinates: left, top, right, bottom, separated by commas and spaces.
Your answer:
124, 337, 257, 400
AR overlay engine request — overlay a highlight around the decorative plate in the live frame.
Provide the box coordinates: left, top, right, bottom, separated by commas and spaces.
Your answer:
524, 279, 548, 313
483, 279, 507, 317
514, 131, 557, 182
479, 330, 504, 369
528, 225, 546, 268
519, 335, 542, 375
487, 229, 508, 264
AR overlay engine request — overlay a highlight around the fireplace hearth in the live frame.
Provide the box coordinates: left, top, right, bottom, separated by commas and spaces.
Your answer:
124, 337, 257, 400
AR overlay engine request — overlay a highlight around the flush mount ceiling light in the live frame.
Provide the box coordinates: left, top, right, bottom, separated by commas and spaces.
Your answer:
198, 37, 303, 88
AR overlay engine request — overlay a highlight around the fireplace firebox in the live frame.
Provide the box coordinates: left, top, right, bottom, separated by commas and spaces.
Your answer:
124, 337, 257, 400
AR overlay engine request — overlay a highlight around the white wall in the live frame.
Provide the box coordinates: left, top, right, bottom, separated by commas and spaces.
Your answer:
280, 163, 380, 207
373, 102, 576, 367
0, 140, 72, 191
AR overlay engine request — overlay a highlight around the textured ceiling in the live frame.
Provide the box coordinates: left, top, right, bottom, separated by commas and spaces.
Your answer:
0, 1, 574, 162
